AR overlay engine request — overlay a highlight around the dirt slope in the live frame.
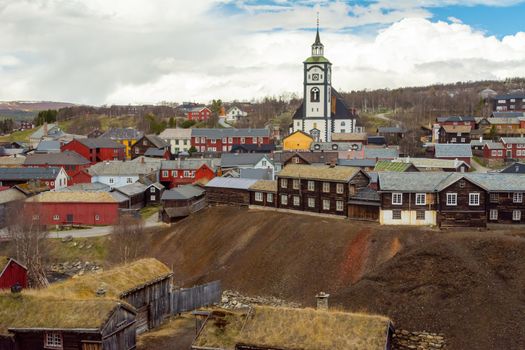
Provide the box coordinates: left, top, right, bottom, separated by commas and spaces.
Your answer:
147, 207, 525, 350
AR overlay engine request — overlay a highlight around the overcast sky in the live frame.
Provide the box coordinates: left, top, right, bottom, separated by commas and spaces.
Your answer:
0, 0, 524, 105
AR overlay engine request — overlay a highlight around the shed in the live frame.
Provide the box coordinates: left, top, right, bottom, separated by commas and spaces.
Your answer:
205, 178, 258, 206
160, 185, 206, 223
113, 182, 148, 210
0, 257, 27, 290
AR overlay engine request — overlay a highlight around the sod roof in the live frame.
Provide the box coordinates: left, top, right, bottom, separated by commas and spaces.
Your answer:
27, 191, 117, 204
278, 164, 360, 182
0, 294, 124, 335
249, 180, 277, 193
193, 306, 391, 350
44, 258, 172, 299
374, 160, 414, 172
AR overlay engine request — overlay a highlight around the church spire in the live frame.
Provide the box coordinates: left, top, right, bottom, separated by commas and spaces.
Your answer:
312, 12, 324, 57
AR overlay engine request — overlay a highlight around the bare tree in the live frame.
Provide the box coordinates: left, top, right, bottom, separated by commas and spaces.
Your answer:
108, 213, 145, 264
6, 201, 49, 288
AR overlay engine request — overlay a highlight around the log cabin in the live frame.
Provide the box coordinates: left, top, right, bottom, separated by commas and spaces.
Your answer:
276, 164, 369, 217
249, 180, 277, 208
205, 178, 258, 207
160, 185, 206, 223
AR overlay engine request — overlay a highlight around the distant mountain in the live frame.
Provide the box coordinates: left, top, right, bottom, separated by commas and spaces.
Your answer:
0, 101, 76, 112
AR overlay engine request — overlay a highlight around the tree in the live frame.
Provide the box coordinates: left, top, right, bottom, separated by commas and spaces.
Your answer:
108, 213, 145, 264
6, 202, 49, 288
188, 146, 197, 154
168, 117, 176, 128
180, 119, 196, 129
488, 125, 497, 141
34, 109, 58, 126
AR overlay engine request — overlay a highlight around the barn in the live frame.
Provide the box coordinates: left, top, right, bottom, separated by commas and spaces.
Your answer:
0, 257, 27, 290
205, 178, 258, 206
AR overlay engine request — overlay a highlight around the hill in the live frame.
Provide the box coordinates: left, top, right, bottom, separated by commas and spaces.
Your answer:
147, 207, 525, 350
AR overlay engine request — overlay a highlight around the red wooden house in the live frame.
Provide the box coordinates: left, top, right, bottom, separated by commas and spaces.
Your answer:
160, 159, 218, 188
187, 107, 212, 121
482, 142, 505, 160
0, 257, 27, 289
23, 151, 91, 185
191, 129, 272, 153
501, 137, 525, 160
61, 138, 125, 163
26, 192, 119, 226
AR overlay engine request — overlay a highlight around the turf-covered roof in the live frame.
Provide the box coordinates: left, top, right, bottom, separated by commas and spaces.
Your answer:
193, 306, 391, 350
374, 160, 414, 172
278, 164, 360, 182
27, 191, 116, 204
249, 180, 277, 192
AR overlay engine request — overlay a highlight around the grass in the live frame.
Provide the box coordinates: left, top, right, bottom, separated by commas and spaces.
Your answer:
0, 128, 34, 143
140, 205, 161, 220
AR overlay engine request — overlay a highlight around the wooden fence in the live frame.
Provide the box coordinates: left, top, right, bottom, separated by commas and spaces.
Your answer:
172, 280, 222, 314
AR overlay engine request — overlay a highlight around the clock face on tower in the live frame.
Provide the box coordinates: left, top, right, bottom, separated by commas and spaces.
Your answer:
312, 73, 319, 81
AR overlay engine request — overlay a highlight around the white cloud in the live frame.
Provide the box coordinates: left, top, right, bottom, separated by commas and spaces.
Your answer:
0, 0, 524, 104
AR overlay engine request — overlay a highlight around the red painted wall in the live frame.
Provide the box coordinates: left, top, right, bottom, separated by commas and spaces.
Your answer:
502, 142, 525, 159
191, 136, 271, 152
0, 260, 28, 289
187, 108, 211, 121
62, 140, 125, 162
24, 163, 89, 185
27, 202, 119, 226
483, 146, 505, 159
69, 170, 92, 185
160, 164, 215, 188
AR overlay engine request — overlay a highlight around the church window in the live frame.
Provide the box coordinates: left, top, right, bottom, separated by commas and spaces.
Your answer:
310, 88, 320, 102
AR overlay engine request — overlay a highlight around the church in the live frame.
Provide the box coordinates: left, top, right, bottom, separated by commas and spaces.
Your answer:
291, 25, 362, 142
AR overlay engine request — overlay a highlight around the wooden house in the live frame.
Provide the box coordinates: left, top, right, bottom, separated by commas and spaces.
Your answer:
0, 295, 136, 350
501, 137, 525, 160
191, 129, 271, 153
500, 162, 525, 174
205, 178, 258, 207
112, 182, 148, 210
377, 126, 405, 145
271, 151, 338, 172
46, 258, 173, 334
100, 128, 143, 159
130, 134, 170, 160
144, 182, 165, 206
434, 143, 472, 165
0, 167, 68, 190
160, 185, 206, 223
282, 131, 314, 151
192, 306, 394, 350
0, 257, 27, 290
248, 180, 277, 208
348, 187, 380, 222
492, 92, 525, 112
160, 159, 219, 188
23, 151, 91, 185
276, 164, 369, 217
438, 125, 471, 144
61, 138, 126, 162
482, 142, 505, 165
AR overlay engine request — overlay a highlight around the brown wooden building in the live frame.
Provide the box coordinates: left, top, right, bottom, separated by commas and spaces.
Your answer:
160, 185, 206, 223
205, 178, 258, 207
438, 125, 472, 144
130, 134, 170, 160
348, 187, 380, 221
276, 164, 369, 217
249, 180, 277, 208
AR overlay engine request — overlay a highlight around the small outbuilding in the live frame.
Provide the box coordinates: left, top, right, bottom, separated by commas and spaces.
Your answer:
205, 178, 258, 207
0, 257, 27, 290
160, 185, 206, 223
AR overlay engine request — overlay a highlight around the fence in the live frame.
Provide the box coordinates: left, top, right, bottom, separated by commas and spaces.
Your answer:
172, 280, 222, 314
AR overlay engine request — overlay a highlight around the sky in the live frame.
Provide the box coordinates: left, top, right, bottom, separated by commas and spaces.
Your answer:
0, 0, 524, 105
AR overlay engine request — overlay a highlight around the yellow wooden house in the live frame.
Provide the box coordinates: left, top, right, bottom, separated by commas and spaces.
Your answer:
283, 130, 314, 151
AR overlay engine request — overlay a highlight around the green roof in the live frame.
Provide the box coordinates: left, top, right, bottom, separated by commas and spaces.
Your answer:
374, 160, 413, 172
304, 56, 331, 63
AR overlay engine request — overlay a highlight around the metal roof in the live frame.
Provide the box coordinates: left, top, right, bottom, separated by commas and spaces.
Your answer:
364, 147, 399, 159
239, 168, 273, 180
36, 140, 61, 152
205, 177, 258, 190
100, 128, 143, 140
0, 167, 63, 180
87, 161, 159, 176
191, 128, 270, 138
436, 115, 476, 123
338, 159, 376, 167
113, 182, 147, 196
144, 148, 167, 157
24, 151, 90, 166
161, 185, 205, 200
500, 162, 525, 174
490, 112, 525, 118
78, 138, 125, 149
161, 158, 220, 170
434, 143, 473, 158
378, 172, 452, 192
494, 91, 525, 100
220, 153, 270, 167
143, 134, 169, 148
501, 137, 525, 144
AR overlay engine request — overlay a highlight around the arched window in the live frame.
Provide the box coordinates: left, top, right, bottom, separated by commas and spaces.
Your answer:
310, 129, 320, 142
310, 88, 320, 102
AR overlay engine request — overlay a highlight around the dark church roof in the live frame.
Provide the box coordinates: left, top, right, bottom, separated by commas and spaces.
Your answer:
292, 88, 360, 125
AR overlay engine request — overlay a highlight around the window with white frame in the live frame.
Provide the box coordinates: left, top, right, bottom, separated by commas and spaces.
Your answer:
293, 157, 300, 164
446, 193, 457, 206
228, 137, 233, 143
308, 197, 315, 208
416, 210, 425, 220
489, 209, 498, 220
307, 181, 315, 191
469, 193, 480, 206
240, 137, 245, 143
336, 200, 344, 211
392, 193, 402, 205
45, 332, 62, 349
322, 182, 330, 193
255, 192, 263, 202
322, 199, 330, 210
53, 215, 60, 221
336, 183, 344, 194
415, 193, 426, 205
172, 170, 177, 177
150, 195, 155, 201
184, 170, 191, 178
109, 178, 114, 184
280, 194, 288, 205
267, 193, 273, 202
513, 210, 521, 221
293, 179, 300, 189
280, 179, 287, 188
127, 177, 132, 184
262, 160, 267, 167
162, 170, 168, 178
392, 210, 401, 220
513, 192, 523, 203
95, 214, 100, 221
150, 187, 156, 193
293, 196, 300, 206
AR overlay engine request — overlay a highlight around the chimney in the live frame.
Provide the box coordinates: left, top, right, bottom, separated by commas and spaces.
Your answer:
43, 122, 48, 137
316, 292, 329, 310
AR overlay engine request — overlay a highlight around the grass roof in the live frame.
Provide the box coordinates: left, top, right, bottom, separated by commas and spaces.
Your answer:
0, 256, 10, 274
0, 293, 122, 335
194, 306, 392, 350
42, 258, 172, 299
374, 160, 414, 172
249, 180, 277, 193
278, 164, 360, 182
27, 191, 117, 203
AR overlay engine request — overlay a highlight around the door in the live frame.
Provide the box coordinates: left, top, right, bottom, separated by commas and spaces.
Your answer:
82, 342, 102, 350
66, 214, 73, 224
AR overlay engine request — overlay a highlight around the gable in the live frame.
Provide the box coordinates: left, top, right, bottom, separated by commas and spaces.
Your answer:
100, 304, 136, 337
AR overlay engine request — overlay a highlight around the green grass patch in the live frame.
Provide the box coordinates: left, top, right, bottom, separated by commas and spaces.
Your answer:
46, 236, 109, 264
0, 128, 34, 143
140, 205, 161, 219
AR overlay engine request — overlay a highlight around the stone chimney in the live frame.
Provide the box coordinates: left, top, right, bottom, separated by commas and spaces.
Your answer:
316, 292, 330, 310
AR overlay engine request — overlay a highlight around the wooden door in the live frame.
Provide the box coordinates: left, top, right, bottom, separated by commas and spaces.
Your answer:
66, 214, 73, 224
82, 342, 102, 350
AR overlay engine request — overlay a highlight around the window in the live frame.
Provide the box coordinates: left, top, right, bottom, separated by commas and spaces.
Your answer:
513, 210, 521, 221
255, 192, 263, 202
172, 170, 178, 177
126, 177, 132, 184
392, 193, 402, 205
150, 195, 156, 201
293, 179, 300, 189
183, 170, 191, 178
150, 187, 156, 193
336, 200, 344, 212
459, 180, 466, 188
513, 192, 523, 203
308, 197, 315, 208
322, 182, 330, 193
293, 196, 300, 206
95, 215, 100, 221
451, 137, 457, 143
162, 170, 168, 178
45, 332, 62, 349
415, 193, 426, 205
293, 156, 300, 164
308, 181, 315, 191
490, 209, 498, 221
109, 178, 114, 184
469, 193, 480, 206
446, 193, 457, 206
392, 210, 402, 220
280, 179, 287, 188
310, 87, 320, 102
241, 137, 245, 144
336, 183, 344, 194
267, 193, 273, 202
416, 210, 425, 220
262, 160, 267, 167
490, 193, 499, 203
322, 199, 330, 210
280, 194, 288, 205
228, 137, 233, 143
53, 215, 60, 221
32, 214, 39, 220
